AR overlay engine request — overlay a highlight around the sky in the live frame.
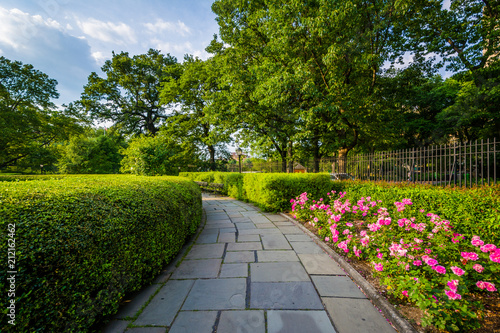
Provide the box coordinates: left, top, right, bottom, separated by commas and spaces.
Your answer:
0, 0, 220, 105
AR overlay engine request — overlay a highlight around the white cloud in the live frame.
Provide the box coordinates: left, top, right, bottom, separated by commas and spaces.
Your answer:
144, 19, 191, 37
77, 18, 137, 45
91, 51, 107, 65
151, 39, 194, 55
0, 7, 64, 50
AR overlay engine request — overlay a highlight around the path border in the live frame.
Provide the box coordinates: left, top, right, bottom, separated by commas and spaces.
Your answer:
280, 212, 419, 333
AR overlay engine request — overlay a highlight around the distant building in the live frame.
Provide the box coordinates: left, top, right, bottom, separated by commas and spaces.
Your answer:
293, 163, 307, 173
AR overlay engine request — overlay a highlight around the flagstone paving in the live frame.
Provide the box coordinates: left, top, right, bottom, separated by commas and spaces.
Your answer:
102, 193, 398, 333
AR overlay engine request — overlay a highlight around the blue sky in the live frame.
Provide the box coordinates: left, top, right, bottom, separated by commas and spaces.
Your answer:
0, 0, 220, 105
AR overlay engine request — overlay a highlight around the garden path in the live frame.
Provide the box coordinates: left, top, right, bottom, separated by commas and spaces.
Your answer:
102, 192, 399, 333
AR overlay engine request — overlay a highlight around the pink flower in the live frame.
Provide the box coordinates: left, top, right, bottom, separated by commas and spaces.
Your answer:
346, 222, 353, 227
485, 282, 497, 292
476, 281, 486, 289
473, 264, 484, 273
313, 217, 319, 223
490, 249, 500, 263
325, 237, 330, 242
413, 260, 422, 266
377, 252, 384, 259
402, 290, 409, 297
461, 252, 479, 261
424, 248, 432, 254
480, 244, 497, 253
342, 229, 350, 235
373, 263, 384, 271
434, 265, 446, 274
447, 280, 459, 292
426, 259, 438, 266
360, 230, 367, 237
471, 236, 484, 247
451, 266, 465, 276
445, 290, 462, 300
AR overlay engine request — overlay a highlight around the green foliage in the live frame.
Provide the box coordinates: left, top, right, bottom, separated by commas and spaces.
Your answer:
0, 56, 82, 170
0, 175, 201, 332
57, 128, 126, 174
79, 49, 179, 136
120, 129, 199, 176
160, 55, 231, 170
180, 172, 331, 212
292, 187, 500, 331
334, 181, 500, 244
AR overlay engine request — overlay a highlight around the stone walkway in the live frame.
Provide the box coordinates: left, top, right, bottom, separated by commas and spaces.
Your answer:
102, 193, 398, 333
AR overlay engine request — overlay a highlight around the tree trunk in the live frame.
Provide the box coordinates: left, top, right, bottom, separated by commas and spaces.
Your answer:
338, 148, 349, 173
208, 145, 216, 171
313, 139, 321, 173
287, 141, 294, 173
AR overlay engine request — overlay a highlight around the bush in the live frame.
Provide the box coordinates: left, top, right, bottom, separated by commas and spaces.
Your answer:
291, 189, 500, 331
0, 175, 201, 332
180, 172, 332, 212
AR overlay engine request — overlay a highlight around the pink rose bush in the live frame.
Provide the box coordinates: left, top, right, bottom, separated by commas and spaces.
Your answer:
290, 191, 500, 331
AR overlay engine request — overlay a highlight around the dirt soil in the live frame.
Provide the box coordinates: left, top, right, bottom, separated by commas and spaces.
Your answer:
289, 214, 500, 333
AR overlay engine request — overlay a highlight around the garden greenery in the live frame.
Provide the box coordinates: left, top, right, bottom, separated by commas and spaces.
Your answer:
0, 175, 201, 332
291, 189, 499, 331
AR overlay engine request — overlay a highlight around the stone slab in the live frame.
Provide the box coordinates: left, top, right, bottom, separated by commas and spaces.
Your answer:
171, 259, 222, 279
290, 241, 324, 254
266, 214, 289, 222
323, 297, 397, 333
182, 278, 246, 310
220, 263, 249, 278
196, 233, 218, 244
169, 311, 218, 333
185, 244, 225, 259
249, 215, 271, 223
261, 234, 292, 250
255, 223, 278, 229
273, 222, 295, 226
285, 234, 312, 242
256, 250, 299, 262
250, 262, 310, 282
205, 222, 234, 229
114, 284, 160, 319
298, 254, 345, 275
220, 227, 237, 233
277, 226, 303, 234
250, 282, 324, 310
126, 328, 165, 333
101, 319, 129, 333
227, 242, 262, 251
311, 276, 366, 298
238, 228, 281, 235
218, 232, 236, 243
234, 222, 257, 230
231, 217, 253, 223
133, 279, 194, 326
217, 310, 265, 333
237, 234, 260, 242
224, 251, 255, 263
267, 310, 336, 333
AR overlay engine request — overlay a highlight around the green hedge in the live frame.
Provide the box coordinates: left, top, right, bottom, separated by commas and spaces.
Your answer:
180, 172, 332, 211
180, 172, 499, 243
0, 175, 201, 332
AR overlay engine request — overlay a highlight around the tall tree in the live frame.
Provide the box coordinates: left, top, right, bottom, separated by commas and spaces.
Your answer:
160, 55, 231, 170
0, 56, 81, 169
407, 0, 500, 140
211, 0, 409, 172
79, 49, 179, 136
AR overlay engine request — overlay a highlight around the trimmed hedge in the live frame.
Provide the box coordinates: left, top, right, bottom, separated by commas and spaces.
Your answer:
0, 175, 201, 332
179, 172, 332, 211
180, 172, 499, 243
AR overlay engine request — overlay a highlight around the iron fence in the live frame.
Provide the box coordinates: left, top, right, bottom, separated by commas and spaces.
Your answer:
225, 138, 499, 187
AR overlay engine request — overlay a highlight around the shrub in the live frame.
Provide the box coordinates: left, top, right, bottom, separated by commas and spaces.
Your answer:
0, 175, 201, 332
291, 189, 500, 331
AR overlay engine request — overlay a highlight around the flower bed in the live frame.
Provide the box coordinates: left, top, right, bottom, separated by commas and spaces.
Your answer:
291, 191, 500, 332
